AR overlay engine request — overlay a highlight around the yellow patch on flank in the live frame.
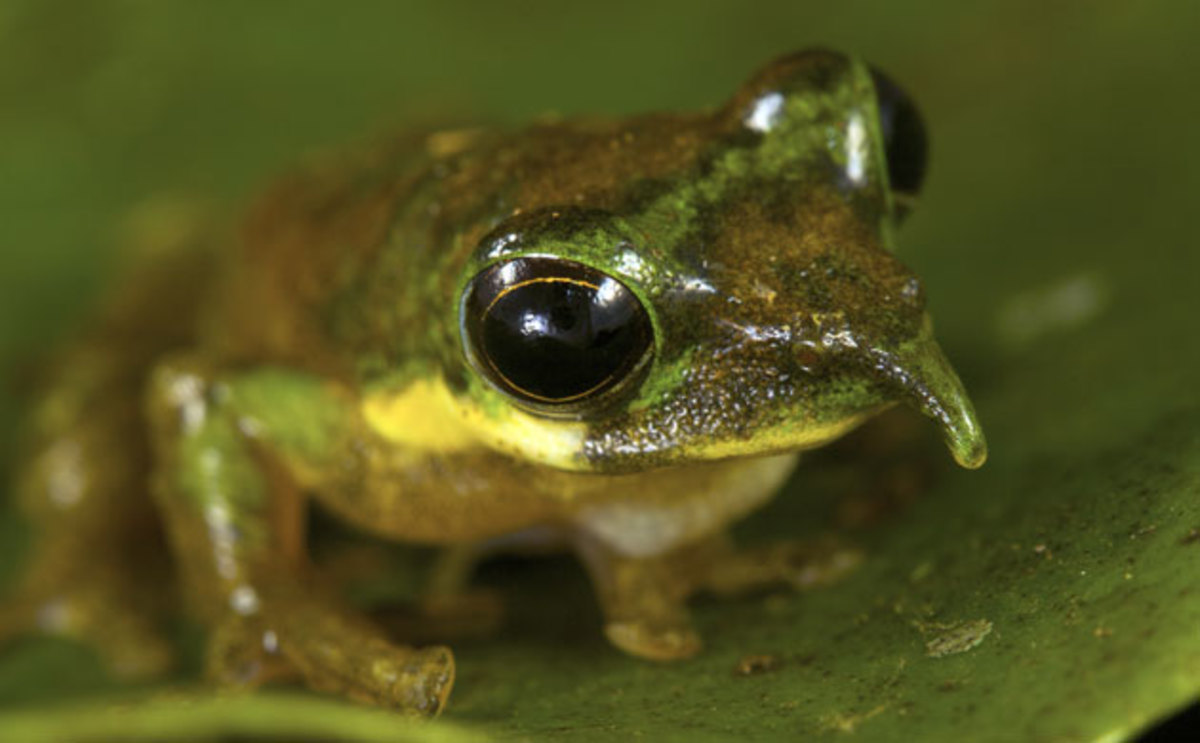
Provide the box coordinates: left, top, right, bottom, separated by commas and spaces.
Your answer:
462, 406, 587, 471
361, 379, 477, 452
362, 378, 586, 469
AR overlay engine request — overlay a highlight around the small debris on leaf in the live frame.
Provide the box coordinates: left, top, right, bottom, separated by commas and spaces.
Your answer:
734, 653, 782, 677
917, 619, 994, 658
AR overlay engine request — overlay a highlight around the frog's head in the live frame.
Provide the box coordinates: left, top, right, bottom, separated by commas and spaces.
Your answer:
451, 49, 986, 474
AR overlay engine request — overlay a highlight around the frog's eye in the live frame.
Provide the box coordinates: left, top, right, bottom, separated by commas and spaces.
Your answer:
869, 67, 928, 213
461, 257, 653, 412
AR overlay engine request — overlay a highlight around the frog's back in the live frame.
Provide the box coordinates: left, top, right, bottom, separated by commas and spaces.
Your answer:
201, 106, 743, 384
197, 129, 451, 378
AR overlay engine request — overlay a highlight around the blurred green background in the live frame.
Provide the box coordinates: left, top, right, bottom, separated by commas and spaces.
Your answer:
2, 1, 1199, 741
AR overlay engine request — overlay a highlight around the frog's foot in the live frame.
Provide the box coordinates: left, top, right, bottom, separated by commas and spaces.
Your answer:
0, 567, 174, 679
205, 589, 455, 716
576, 538, 702, 662
603, 612, 703, 662
697, 536, 864, 598
576, 534, 861, 661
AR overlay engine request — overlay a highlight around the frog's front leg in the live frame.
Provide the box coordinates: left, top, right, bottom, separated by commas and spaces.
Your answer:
576, 535, 704, 661
146, 360, 453, 715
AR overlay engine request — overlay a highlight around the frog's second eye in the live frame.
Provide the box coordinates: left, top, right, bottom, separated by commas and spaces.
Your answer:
461, 257, 653, 411
869, 67, 929, 206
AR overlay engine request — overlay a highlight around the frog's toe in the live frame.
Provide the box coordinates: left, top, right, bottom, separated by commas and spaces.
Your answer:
311, 638, 455, 715
373, 644, 456, 716
604, 617, 702, 661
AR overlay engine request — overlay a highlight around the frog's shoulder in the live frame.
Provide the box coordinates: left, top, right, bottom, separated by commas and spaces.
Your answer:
200, 126, 490, 375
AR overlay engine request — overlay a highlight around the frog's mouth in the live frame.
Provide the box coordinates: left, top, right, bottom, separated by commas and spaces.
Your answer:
867, 337, 987, 469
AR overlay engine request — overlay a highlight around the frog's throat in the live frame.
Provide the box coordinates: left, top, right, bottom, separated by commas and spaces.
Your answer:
869, 336, 987, 469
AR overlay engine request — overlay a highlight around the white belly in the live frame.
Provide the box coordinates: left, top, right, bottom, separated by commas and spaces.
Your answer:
569, 453, 800, 558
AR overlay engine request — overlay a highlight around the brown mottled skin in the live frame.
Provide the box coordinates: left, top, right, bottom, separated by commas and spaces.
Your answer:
2, 50, 985, 714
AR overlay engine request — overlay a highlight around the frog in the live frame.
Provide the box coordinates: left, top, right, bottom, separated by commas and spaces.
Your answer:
1, 49, 985, 715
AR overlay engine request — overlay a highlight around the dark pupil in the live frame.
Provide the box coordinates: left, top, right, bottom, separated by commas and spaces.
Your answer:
869, 67, 928, 198
479, 275, 647, 403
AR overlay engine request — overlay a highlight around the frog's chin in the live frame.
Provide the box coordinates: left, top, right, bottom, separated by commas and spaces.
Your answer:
563, 406, 888, 476
677, 410, 881, 463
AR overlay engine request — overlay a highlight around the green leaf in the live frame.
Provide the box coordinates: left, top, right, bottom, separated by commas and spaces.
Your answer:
2, 1, 1198, 741
0, 692, 485, 743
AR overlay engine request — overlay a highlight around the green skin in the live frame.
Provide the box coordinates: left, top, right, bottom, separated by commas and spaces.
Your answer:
5, 50, 985, 715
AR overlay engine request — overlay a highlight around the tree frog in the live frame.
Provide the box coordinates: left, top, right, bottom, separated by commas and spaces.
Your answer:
2, 49, 985, 715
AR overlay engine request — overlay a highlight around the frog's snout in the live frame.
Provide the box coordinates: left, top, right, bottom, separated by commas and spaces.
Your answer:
868, 337, 987, 469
